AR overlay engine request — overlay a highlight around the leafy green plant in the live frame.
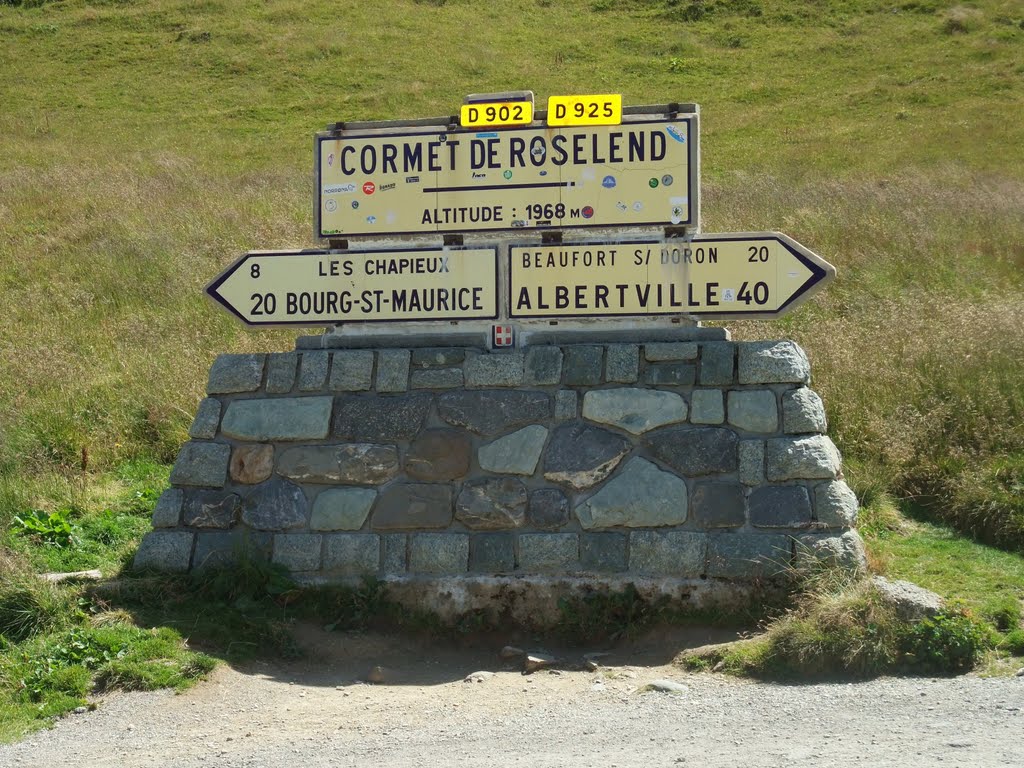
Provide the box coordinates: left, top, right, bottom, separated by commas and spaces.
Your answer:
12, 509, 77, 549
898, 607, 991, 674
998, 629, 1024, 656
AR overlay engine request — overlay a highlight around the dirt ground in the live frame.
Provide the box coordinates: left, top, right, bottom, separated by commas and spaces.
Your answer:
1, 625, 1021, 768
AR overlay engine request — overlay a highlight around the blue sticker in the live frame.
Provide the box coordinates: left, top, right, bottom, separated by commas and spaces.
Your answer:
476, 132, 499, 139
539, 170, 548, 176
666, 125, 686, 144
366, 215, 376, 224
602, 175, 616, 188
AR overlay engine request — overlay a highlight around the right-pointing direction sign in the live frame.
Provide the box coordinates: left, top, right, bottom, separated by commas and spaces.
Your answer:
509, 232, 835, 320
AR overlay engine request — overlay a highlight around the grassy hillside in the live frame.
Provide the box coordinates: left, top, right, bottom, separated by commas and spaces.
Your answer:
2, 0, 1022, 542
0, 0, 1023, 733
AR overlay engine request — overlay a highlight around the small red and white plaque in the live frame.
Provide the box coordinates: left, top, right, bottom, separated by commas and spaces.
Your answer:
491, 324, 515, 348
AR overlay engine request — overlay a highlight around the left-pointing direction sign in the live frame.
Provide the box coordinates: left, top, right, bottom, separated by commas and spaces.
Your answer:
206, 247, 499, 326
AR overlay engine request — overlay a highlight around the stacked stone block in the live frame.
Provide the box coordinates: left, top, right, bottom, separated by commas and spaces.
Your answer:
135, 340, 864, 582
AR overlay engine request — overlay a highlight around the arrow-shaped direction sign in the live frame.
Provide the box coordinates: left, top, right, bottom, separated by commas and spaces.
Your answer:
508, 232, 835, 320
206, 247, 499, 326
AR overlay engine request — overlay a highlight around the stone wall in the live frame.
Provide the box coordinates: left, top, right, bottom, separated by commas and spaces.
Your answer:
135, 339, 865, 591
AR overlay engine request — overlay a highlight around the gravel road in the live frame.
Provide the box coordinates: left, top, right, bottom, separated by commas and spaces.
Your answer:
2, 627, 1020, 768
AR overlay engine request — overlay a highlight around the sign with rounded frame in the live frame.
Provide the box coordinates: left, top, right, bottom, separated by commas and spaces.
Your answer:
315, 104, 698, 239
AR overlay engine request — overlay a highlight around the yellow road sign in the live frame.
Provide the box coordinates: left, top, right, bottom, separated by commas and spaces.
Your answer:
546, 94, 622, 126
207, 248, 498, 326
460, 101, 534, 128
509, 233, 835, 319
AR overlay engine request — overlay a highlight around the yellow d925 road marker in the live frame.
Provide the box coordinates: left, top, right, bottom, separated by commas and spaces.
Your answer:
546, 94, 622, 126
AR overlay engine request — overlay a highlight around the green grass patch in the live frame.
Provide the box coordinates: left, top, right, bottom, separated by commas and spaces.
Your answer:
681, 576, 996, 679
0, 471, 217, 744
863, 499, 1024, 615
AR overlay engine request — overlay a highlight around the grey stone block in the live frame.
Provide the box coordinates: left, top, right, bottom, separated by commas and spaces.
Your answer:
456, 478, 528, 530
749, 485, 812, 529
518, 533, 579, 573
134, 531, 194, 572
814, 480, 859, 527
527, 489, 570, 530
334, 393, 432, 441
645, 426, 739, 476
727, 390, 779, 434
699, 342, 735, 386
575, 458, 688, 529
221, 397, 333, 442
554, 390, 577, 420
606, 344, 639, 383
409, 533, 469, 574
411, 368, 464, 389
241, 478, 308, 531
382, 534, 407, 573
323, 534, 380, 575
583, 388, 687, 435
465, 352, 525, 387
690, 389, 724, 425
543, 422, 630, 490
580, 532, 628, 572
564, 346, 603, 386
412, 348, 466, 368
182, 490, 241, 529
372, 484, 453, 530
169, 442, 230, 488
376, 349, 411, 392
230, 444, 274, 485
189, 398, 222, 440
629, 531, 705, 577
645, 342, 698, 361
766, 436, 842, 481
151, 488, 183, 528
273, 534, 323, 572
645, 363, 696, 387
405, 429, 471, 482
690, 482, 746, 529
192, 532, 237, 570
299, 351, 330, 391
438, 390, 550, 435
525, 346, 563, 386
329, 350, 375, 392
192, 531, 272, 570
706, 534, 792, 578
277, 444, 399, 485
871, 576, 943, 622
795, 530, 867, 575
265, 352, 298, 394
207, 353, 265, 394
783, 388, 828, 434
738, 341, 810, 385
311, 488, 377, 531
470, 534, 515, 573
479, 425, 548, 476
739, 440, 765, 485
